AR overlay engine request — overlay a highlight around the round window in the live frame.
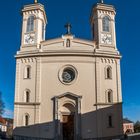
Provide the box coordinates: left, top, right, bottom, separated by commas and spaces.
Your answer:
62, 68, 75, 83
59, 65, 77, 85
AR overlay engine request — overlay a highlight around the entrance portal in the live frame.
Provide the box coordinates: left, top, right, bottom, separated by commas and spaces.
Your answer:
53, 93, 82, 140
62, 115, 74, 140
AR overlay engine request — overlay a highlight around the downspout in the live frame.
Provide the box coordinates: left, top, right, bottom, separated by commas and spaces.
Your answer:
95, 56, 99, 139
34, 57, 38, 124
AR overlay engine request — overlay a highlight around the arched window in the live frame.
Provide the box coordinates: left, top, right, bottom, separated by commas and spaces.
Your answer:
106, 90, 113, 103
24, 66, 31, 79
42, 22, 45, 40
102, 16, 110, 32
108, 115, 113, 127
27, 16, 34, 32
66, 39, 70, 47
24, 90, 30, 102
24, 114, 29, 126
105, 66, 112, 79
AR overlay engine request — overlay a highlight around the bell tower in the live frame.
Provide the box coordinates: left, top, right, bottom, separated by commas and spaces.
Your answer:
21, 1, 47, 49
90, 0, 117, 52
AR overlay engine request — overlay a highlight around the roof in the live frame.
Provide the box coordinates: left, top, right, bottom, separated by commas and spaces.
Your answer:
123, 118, 133, 124
4, 118, 13, 124
0, 117, 6, 125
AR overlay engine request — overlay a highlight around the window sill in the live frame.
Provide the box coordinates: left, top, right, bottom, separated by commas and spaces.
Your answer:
25, 31, 35, 34
24, 78, 31, 80
105, 78, 112, 80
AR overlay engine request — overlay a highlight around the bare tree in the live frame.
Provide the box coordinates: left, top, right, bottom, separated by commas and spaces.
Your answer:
134, 121, 140, 133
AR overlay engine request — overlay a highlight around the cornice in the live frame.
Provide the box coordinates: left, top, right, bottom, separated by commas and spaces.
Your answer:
15, 51, 121, 59
94, 3, 115, 12
14, 102, 40, 106
94, 102, 122, 106
15, 50, 121, 59
22, 3, 47, 24
41, 37, 95, 47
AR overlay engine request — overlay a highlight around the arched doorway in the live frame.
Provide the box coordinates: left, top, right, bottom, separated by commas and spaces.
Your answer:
60, 103, 76, 140
52, 92, 82, 140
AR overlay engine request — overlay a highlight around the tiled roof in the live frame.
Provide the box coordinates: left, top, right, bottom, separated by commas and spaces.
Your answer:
0, 117, 6, 124
123, 118, 133, 124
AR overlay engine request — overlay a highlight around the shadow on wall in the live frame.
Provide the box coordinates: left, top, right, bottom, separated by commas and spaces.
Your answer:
127, 133, 140, 140
13, 103, 123, 140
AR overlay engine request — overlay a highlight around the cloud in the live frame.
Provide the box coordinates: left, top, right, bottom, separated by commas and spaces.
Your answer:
3, 109, 13, 118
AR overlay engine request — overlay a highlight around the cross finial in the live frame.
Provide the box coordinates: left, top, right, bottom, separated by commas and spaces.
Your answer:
100, 0, 104, 3
64, 23, 72, 35
34, 0, 38, 3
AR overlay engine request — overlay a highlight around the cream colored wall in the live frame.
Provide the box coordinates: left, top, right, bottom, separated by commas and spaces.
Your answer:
99, 58, 121, 103
97, 10, 116, 47
14, 2, 123, 139
14, 40, 123, 139
39, 56, 96, 122
96, 104, 122, 137
123, 123, 134, 134
21, 4, 46, 50
14, 59, 36, 103
91, 4, 117, 51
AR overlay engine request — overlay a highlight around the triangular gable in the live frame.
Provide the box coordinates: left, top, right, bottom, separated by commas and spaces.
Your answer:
53, 92, 82, 99
41, 36, 95, 53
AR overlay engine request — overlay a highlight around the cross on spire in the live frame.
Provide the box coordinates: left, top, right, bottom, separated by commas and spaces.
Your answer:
100, 0, 104, 3
34, 0, 38, 3
65, 23, 72, 35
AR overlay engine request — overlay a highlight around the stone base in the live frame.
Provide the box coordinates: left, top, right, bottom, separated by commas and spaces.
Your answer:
14, 135, 53, 140
14, 135, 124, 140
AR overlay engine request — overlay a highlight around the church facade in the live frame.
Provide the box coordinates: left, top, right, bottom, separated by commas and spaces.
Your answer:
14, 0, 123, 140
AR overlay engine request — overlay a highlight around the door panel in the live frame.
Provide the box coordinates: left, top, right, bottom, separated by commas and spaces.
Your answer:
62, 115, 74, 140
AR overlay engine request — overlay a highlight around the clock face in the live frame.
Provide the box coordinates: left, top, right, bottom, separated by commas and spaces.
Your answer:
101, 34, 112, 45
24, 34, 35, 44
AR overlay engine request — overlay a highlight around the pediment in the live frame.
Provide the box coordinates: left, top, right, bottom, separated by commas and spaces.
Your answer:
41, 35, 95, 53
53, 92, 82, 99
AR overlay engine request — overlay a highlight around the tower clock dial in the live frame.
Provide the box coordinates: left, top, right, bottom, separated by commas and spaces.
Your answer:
24, 34, 35, 45
101, 34, 112, 45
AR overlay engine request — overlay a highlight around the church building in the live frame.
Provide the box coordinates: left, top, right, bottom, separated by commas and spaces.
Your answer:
14, 0, 123, 139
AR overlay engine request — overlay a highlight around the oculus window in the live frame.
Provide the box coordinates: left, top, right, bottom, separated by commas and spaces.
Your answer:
59, 65, 77, 85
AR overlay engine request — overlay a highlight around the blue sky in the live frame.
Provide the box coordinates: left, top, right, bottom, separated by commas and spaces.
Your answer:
0, 0, 140, 122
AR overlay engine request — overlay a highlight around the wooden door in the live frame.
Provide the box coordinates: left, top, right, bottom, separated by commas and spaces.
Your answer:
62, 115, 74, 140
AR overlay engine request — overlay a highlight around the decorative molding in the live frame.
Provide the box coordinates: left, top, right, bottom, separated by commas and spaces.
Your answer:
21, 58, 36, 63
52, 92, 82, 140
94, 102, 122, 106
101, 58, 115, 63
52, 92, 82, 100
15, 52, 121, 59
14, 102, 40, 106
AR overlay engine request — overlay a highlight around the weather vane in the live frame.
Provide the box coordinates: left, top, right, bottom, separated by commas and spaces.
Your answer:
34, 0, 38, 3
65, 23, 72, 35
